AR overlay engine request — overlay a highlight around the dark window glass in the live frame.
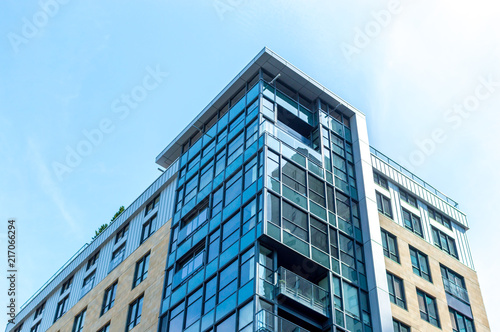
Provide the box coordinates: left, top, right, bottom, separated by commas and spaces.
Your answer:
216, 313, 236, 332
282, 201, 308, 241
381, 229, 399, 262
402, 209, 423, 237
449, 307, 475, 332
311, 217, 328, 252
30, 323, 40, 332
61, 276, 73, 294
267, 193, 280, 226
441, 265, 468, 303
145, 195, 160, 215
141, 215, 156, 243
225, 173, 242, 206
72, 308, 86, 332
282, 160, 306, 194
410, 247, 432, 282
34, 302, 45, 320
54, 296, 69, 322
329, 228, 339, 259
400, 189, 417, 207
127, 295, 144, 331
432, 227, 458, 258
336, 191, 351, 221
86, 251, 99, 271
417, 289, 440, 327
428, 207, 452, 229
308, 174, 325, 206
204, 277, 217, 313
101, 281, 118, 315
97, 323, 110, 332
387, 272, 406, 309
208, 230, 220, 263
376, 192, 393, 218
133, 252, 150, 288
222, 213, 240, 251
115, 223, 129, 243
393, 319, 411, 332
373, 172, 388, 189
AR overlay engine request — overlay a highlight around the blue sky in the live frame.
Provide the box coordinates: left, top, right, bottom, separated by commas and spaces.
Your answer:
1, 0, 499, 330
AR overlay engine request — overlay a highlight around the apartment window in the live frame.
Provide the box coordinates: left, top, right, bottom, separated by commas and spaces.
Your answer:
133, 252, 150, 288
417, 289, 440, 327
86, 251, 99, 271
449, 307, 475, 332
399, 189, 417, 207
30, 323, 40, 332
97, 323, 110, 332
309, 174, 326, 207
81, 271, 96, 298
381, 229, 399, 262
176, 246, 204, 282
428, 207, 452, 229
101, 281, 118, 315
218, 260, 238, 304
34, 301, 45, 319
185, 288, 203, 328
311, 217, 328, 252
373, 171, 388, 189
441, 265, 468, 303
393, 319, 410, 332
145, 195, 160, 215
109, 244, 126, 273
402, 209, 423, 237
432, 227, 458, 258
376, 192, 392, 218
13, 324, 23, 332
61, 276, 73, 294
409, 247, 432, 282
72, 308, 86, 332
115, 223, 129, 243
54, 296, 69, 322
221, 212, 240, 251
126, 295, 144, 331
141, 215, 156, 243
282, 201, 308, 241
387, 272, 406, 309
281, 159, 306, 194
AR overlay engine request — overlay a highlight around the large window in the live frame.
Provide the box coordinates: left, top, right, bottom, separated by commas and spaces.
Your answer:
281, 159, 306, 194
145, 195, 160, 215
441, 265, 468, 302
311, 217, 328, 252
109, 243, 126, 272
72, 308, 86, 332
409, 247, 432, 282
101, 281, 118, 315
373, 171, 388, 189
449, 307, 475, 332
381, 229, 399, 262
141, 214, 156, 243
428, 207, 452, 229
222, 213, 240, 251
218, 260, 238, 304
185, 288, 203, 329
133, 252, 150, 288
54, 296, 69, 322
308, 174, 326, 206
176, 246, 204, 283
376, 192, 392, 218
402, 209, 423, 237
432, 227, 458, 258
393, 319, 410, 332
126, 295, 144, 331
399, 189, 417, 207
387, 272, 406, 309
282, 201, 308, 241
225, 171, 242, 206
417, 289, 440, 327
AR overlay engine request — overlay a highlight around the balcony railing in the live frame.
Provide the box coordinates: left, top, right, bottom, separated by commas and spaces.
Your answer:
443, 278, 469, 303
276, 267, 329, 317
255, 309, 310, 332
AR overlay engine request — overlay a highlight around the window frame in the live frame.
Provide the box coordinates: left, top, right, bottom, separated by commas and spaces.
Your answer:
126, 294, 144, 331
409, 246, 432, 282
387, 271, 406, 309
71, 308, 86, 332
101, 281, 118, 316
417, 289, 440, 327
376, 191, 393, 218
402, 208, 423, 237
133, 252, 150, 288
381, 229, 399, 263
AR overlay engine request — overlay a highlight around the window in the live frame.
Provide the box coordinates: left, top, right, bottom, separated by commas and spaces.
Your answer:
185, 288, 203, 328
336, 191, 351, 221
428, 207, 452, 229
86, 251, 99, 271
72, 308, 86, 332
244, 156, 259, 189
218, 260, 238, 303
101, 281, 118, 315
97, 323, 110, 332
54, 296, 69, 322
329, 228, 339, 259
216, 313, 236, 332
199, 163, 214, 190
204, 277, 217, 314
308, 174, 326, 206
225, 172, 242, 206
115, 223, 129, 243
30, 323, 40, 332
133, 252, 150, 288
417, 289, 440, 327
381, 229, 399, 262
393, 319, 410, 332
180, 205, 209, 242
222, 213, 240, 251
145, 195, 160, 215
441, 265, 468, 302
34, 302, 45, 320
61, 276, 73, 294
311, 217, 328, 252
81, 271, 96, 297
432, 227, 458, 258
13, 324, 23, 332
126, 295, 144, 331
141, 215, 156, 243
282, 201, 308, 241
282, 159, 306, 194
376, 192, 392, 218
387, 272, 406, 309
177, 246, 204, 282
409, 247, 431, 282
109, 244, 126, 272
399, 189, 417, 207
402, 209, 423, 237
449, 307, 475, 332
373, 172, 388, 189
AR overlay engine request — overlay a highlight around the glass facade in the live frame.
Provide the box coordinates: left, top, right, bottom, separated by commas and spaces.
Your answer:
159, 71, 372, 332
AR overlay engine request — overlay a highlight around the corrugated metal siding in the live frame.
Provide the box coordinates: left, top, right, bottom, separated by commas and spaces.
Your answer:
8, 160, 179, 332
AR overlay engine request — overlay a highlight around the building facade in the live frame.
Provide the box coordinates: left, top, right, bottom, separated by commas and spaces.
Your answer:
7, 48, 489, 332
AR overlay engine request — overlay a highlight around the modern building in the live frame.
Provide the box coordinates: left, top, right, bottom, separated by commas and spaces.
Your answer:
6, 48, 490, 332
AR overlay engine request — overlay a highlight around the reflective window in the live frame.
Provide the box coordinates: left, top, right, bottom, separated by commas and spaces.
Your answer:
403, 209, 423, 237
432, 227, 457, 258
381, 229, 399, 262
417, 289, 440, 327
311, 217, 328, 252
393, 319, 410, 332
185, 288, 203, 328
387, 272, 406, 309
376, 192, 393, 218
282, 201, 308, 241
218, 261, 238, 303
410, 247, 431, 282
133, 252, 150, 288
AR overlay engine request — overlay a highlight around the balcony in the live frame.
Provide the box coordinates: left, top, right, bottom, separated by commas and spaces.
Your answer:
276, 267, 329, 317
443, 278, 469, 303
256, 309, 310, 332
